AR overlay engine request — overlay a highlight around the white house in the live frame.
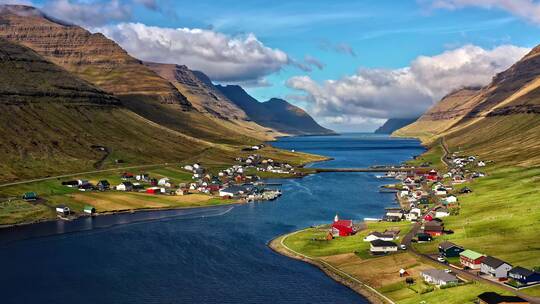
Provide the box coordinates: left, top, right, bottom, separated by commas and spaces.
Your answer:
478, 161, 486, 167
116, 182, 133, 192
435, 208, 450, 218
55, 205, 70, 215
364, 232, 395, 242
184, 165, 194, 171
370, 240, 398, 254
480, 256, 513, 278
158, 178, 171, 187
421, 269, 459, 286
445, 195, 458, 204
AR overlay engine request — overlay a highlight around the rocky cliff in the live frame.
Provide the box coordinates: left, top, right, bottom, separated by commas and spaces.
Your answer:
394, 46, 540, 165
0, 5, 191, 108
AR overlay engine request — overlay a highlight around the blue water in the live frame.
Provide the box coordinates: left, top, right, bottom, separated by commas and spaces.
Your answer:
0, 133, 423, 304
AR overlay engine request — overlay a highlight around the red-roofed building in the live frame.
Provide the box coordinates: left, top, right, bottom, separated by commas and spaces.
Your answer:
330, 214, 355, 237
426, 170, 438, 182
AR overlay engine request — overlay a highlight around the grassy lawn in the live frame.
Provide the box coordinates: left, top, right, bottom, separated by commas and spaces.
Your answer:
284, 221, 412, 258
413, 166, 540, 269
0, 199, 55, 225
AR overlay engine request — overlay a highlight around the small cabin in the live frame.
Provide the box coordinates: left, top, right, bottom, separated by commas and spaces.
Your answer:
56, 205, 70, 215
83, 205, 96, 214
22, 192, 38, 201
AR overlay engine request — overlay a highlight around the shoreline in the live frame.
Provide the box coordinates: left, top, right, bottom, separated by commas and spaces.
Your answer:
268, 232, 391, 304
0, 199, 245, 230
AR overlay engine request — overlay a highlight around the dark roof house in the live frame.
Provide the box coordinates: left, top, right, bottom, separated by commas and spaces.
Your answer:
438, 241, 464, 257
478, 292, 529, 304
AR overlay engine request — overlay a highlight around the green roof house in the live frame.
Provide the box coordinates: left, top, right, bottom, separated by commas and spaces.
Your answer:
460, 249, 485, 269
22, 192, 38, 201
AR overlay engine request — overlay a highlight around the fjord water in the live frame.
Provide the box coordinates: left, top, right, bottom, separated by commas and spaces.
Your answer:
0, 134, 423, 304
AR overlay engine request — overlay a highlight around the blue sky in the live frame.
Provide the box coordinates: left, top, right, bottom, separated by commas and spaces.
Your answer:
23, 0, 540, 130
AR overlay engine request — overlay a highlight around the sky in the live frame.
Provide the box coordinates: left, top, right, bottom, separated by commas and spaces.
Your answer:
4, 0, 540, 131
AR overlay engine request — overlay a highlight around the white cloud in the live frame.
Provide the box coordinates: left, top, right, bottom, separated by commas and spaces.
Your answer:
41, 0, 132, 26
97, 22, 291, 83
287, 44, 529, 126
428, 0, 540, 24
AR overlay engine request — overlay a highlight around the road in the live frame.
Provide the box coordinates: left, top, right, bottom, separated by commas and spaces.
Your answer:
0, 162, 177, 188
400, 138, 540, 303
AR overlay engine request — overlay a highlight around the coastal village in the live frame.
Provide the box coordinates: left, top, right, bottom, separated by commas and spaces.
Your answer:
11, 145, 293, 221
275, 150, 540, 304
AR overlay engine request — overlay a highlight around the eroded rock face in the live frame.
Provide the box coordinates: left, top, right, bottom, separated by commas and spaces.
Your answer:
145, 62, 247, 120
418, 88, 482, 121
0, 37, 118, 105
0, 5, 191, 109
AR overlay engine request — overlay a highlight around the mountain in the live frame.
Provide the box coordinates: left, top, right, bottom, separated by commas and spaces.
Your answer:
374, 118, 418, 134
216, 85, 334, 135
0, 37, 214, 181
393, 87, 482, 142
394, 46, 540, 166
0, 5, 276, 144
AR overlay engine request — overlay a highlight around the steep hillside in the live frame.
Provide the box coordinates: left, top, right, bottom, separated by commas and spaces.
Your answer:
0, 5, 275, 144
393, 88, 481, 142
374, 118, 418, 134
144, 63, 280, 140
0, 37, 215, 182
396, 45, 540, 166
217, 85, 334, 135
0, 5, 190, 107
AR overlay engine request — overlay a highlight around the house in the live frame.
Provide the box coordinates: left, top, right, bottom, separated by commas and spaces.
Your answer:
61, 180, 79, 187
116, 182, 133, 192
477, 292, 529, 304
385, 208, 404, 220
426, 170, 438, 182
121, 172, 134, 180
416, 233, 433, 242
435, 208, 450, 218
370, 240, 398, 254
508, 267, 540, 286
175, 188, 189, 196
435, 187, 447, 196
136, 174, 150, 181
55, 205, 70, 215
78, 183, 94, 192
460, 250, 485, 269
421, 269, 459, 286
97, 180, 110, 191
364, 231, 395, 242
438, 241, 464, 257
444, 195, 458, 204
158, 178, 171, 187
146, 187, 160, 194
480, 256, 513, 278
219, 185, 248, 197
478, 161, 486, 167
460, 187, 473, 194
83, 205, 96, 214
331, 215, 355, 237
423, 221, 444, 237
22, 192, 38, 201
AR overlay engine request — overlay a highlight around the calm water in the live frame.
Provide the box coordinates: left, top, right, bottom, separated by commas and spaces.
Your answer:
0, 133, 423, 304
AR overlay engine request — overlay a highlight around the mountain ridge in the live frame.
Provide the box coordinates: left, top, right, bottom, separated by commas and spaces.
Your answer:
216, 85, 334, 135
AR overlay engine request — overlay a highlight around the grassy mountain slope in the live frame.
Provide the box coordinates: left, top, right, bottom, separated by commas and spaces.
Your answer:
217, 85, 334, 135
0, 37, 215, 182
393, 88, 481, 142
144, 62, 281, 141
395, 45, 540, 166
0, 5, 276, 145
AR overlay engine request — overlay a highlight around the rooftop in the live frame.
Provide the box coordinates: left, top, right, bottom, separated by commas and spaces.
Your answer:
460, 249, 484, 260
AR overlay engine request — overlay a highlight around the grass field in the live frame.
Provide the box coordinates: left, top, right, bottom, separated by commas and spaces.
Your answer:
280, 222, 511, 304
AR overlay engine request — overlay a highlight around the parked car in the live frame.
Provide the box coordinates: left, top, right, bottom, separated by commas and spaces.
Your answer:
400, 244, 407, 250
437, 256, 447, 263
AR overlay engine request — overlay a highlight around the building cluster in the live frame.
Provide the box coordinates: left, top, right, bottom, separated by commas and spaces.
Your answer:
235, 154, 295, 175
